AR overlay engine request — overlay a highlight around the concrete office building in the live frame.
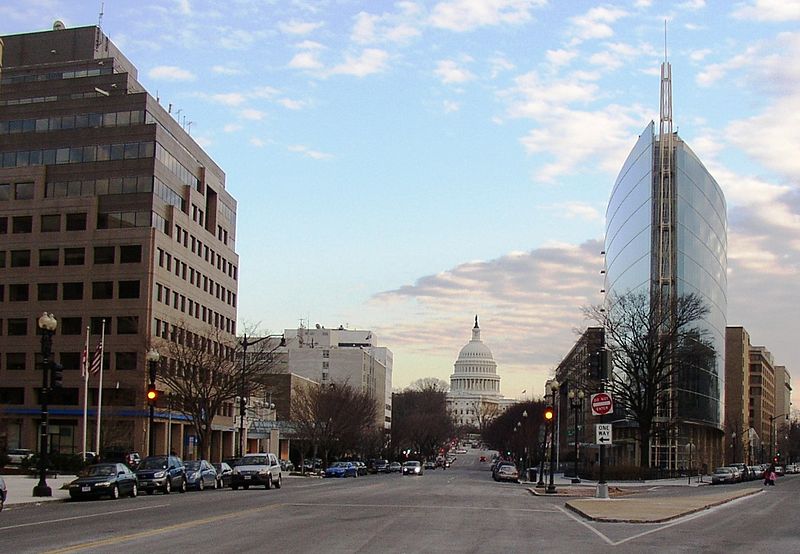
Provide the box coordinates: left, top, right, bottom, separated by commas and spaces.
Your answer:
604, 57, 727, 470
280, 325, 393, 432
724, 326, 752, 463
749, 346, 776, 461
0, 24, 239, 459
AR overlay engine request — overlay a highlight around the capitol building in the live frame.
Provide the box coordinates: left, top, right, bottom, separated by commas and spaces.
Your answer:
447, 317, 515, 429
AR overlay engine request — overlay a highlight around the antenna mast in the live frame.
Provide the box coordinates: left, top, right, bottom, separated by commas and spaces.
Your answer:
95, 2, 105, 52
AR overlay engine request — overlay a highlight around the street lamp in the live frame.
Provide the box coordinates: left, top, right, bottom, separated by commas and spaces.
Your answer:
522, 410, 529, 475
146, 348, 160, 456
731, 431, 737, 464
237, 333, 285, 457
568, 389, 585, 484
33, 312, 57, 497
769, 414, 786, 462
547, 379, 560, 494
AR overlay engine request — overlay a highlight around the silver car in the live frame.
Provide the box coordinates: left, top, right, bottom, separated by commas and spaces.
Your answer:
231, 453, 282, 490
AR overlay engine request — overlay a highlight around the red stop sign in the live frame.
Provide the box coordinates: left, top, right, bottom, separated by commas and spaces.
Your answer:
591, 392, 613, 416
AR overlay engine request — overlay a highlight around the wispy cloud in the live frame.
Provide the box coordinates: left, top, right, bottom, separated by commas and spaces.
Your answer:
328, 49, 389, 77
732, 0, 800, 22
239, 108, 266, 120
288, 144, 334, 159
211, 64, 243, 75
429, 0, 547, 32
278, 19, 324, 35
434, 59, 475, 84
567, 6, 628, 45
148, 65, 196, 81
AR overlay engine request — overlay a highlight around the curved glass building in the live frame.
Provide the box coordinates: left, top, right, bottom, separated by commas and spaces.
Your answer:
605, 121, 727, 469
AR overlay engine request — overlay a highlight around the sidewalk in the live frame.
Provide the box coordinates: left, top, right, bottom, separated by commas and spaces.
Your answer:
521, 472, 712, 489
564, 487, 762, 523
1, 474, 74, 507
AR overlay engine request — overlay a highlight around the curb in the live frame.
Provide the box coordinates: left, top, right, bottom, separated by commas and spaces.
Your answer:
564, 488, 763, 523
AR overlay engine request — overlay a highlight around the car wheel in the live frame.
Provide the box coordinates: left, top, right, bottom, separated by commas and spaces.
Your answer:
111, 485, 120, 500
214, 478, 220, 490
266, 475, 272, 490
198, 478, 204, 491
179, 479, 187, 493
274, 474, 281, 489
164, 480, 171, 494
130, 483, 138, 498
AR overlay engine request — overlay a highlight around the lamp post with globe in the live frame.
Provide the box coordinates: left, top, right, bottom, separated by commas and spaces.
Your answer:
546, 379, 560, 494
33, 312, 57, 497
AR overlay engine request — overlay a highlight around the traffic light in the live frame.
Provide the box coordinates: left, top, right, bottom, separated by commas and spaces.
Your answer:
239, 396, 247, 417
589, 352, 601, 379
146, 384, 158, 406
50, 363, 64, 389
544, 407, 554, 421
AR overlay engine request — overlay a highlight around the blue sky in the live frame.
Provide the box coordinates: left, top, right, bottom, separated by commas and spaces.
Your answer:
3, 1, 799, 406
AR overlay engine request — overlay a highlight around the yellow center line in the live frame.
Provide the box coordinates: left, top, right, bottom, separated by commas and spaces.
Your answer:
43, 504, 280, 554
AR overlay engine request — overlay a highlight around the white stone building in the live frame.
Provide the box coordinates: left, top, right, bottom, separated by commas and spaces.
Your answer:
446, 317, 514, 429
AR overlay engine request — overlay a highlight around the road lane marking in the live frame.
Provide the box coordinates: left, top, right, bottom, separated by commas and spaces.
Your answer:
0, 504, 168, 532
558, 506, 614, 545
288, 502, 559, 513
43, 504, 280, 554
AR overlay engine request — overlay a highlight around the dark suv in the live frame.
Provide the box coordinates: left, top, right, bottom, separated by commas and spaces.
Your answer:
231, 453, 282, 490
135, 455, 187, 494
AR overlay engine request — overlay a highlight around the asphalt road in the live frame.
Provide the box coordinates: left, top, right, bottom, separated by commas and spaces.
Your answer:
1, 452, 796, 553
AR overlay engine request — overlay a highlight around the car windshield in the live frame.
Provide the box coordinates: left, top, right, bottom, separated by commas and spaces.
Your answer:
184, 461, 201, 470
404, 462, 419, 467
333, 462, 349, 468
240, 456, 268, 465
81, 464, 116, 477
714, 467, 731, 473
140, 458, 169, 469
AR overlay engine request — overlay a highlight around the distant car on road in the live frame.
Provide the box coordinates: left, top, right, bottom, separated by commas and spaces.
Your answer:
402, 461, 423, 476
184, 460, 218, 490
6, 448, 33, 465
231, 453, 282, 490
69, 463, 139, 500
493, 463, 519, 483
389, 462, 402, 473
424, 460, 436, 470
711, 467, 737, 485
135, 455, 187, 494
325, 462, 358, 478
374, 459, 390, 473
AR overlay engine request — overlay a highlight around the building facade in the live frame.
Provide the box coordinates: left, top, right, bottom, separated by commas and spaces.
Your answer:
604, 59, 727, 470
749, 346, 776, 461
279, 325, 392, 432
0, 25, 239, 460
724, 326, 752, 464
447, 317, 514, 429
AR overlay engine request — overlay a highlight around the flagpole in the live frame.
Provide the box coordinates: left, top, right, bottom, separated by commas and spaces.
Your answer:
82, 326, 89, 461
95, 319, 105, 455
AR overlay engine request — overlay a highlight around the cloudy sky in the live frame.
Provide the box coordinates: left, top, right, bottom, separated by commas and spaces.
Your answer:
3, 0, 798, 406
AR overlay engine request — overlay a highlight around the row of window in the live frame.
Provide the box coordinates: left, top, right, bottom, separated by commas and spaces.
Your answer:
0, 245, 141, 269
1, 308, 139, 337
0, 65, 114, 85
0, 109, 145, 135
153, 283, 236, 333
155, 143, 199, 191
0, 182, 34, 200
0, 315, 137, 341
156, 247, 237, 307
0, 281, 143, 306
152, 319, 236, 361
0, 140, 154, 169
47, 175, 152, 198
0, 90, 107, 107
171, 229, 238, 280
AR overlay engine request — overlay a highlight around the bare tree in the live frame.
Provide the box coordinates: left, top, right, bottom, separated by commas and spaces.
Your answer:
155, 323, 280, 460
291, 382, 378, 467
585, 290, 713, 468
391, 383, 453, 460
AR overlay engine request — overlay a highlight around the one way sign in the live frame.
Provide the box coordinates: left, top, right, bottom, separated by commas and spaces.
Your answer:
596, 424, 612, 445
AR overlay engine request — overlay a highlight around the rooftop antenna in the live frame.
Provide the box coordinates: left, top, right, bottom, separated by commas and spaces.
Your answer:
95, 2, 104, 51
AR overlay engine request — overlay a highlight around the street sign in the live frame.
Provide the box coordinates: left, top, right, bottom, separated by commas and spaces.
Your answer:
596, 424, 612, 445
591, 392, 614, 416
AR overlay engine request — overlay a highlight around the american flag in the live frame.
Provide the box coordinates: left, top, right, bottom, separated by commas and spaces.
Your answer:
90, 341, 103, 374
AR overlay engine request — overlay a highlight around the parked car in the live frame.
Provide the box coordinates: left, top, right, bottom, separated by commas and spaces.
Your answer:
68, 463, 139, 500
711, 467, 737, 485
389, 462, 402, 473
0, 475, 6, 511
325, 461, 358, 478
231, 453, 282, 490
424, 460, 436, 470
6, 448, 33, 465
279, 459, 295, 472
492, 460, 515, 479
302, 458, 323, 472
402, 461, 423, 476
184, 460, 218, 491
135, 455, 187, 494
374, 459, 390, 473
493, 463, 519, 483
729, 463, 748, 482
213, 462, 234, 488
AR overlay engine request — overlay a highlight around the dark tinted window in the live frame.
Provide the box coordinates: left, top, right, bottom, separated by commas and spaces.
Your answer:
38, 283, 58, 300
62, 282, 84, 300
115, 352, 137, 370
6, 353, 26, 370
91, 317, 111, 335
92, 281, 114, 299
10, 250, 30, 267
60, 352, 81, 370
64, 248, 85, 265
94, 246, 115, 264
60, 317, 82, 335
117, 316, 138, 334
118, 280, 140, 299
12, 216, 32, 233
9, 284, 29, 301
39, 248, 59, 266
119, 245, 142, 263
7, 318, 27, 335
65, 213, 87, 231
41, 214, 60, 232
